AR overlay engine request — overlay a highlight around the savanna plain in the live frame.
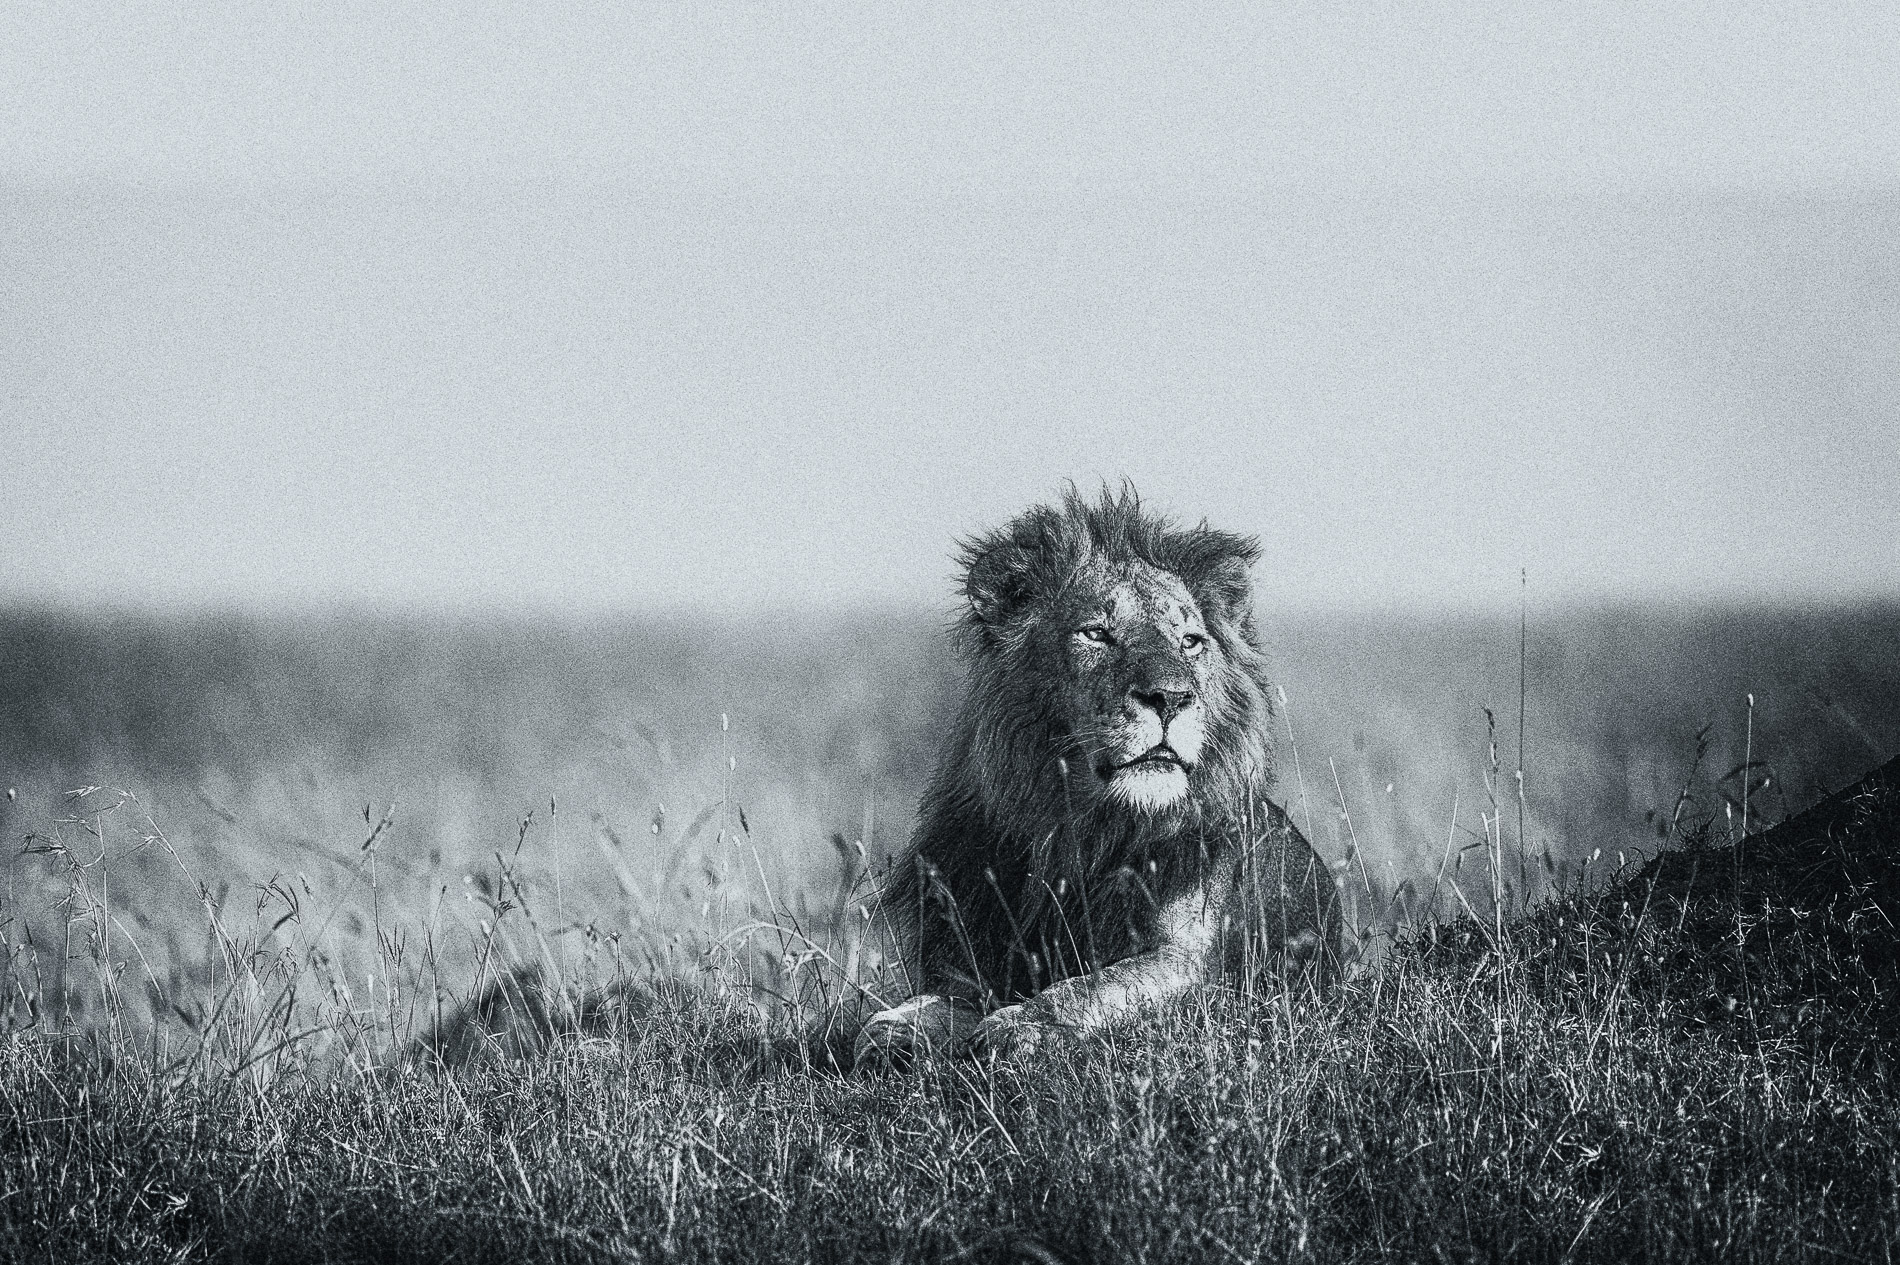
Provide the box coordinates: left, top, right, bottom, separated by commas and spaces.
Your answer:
3, 601, 1898, 1263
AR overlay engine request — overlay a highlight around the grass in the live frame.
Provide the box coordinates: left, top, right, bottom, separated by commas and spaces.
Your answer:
3, 755, 1897, 1263
5, 604, 1900, 1261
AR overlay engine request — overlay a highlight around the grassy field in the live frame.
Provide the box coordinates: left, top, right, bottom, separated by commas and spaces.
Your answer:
3, 756, 1897, 1263
2, 603, 1898, 1261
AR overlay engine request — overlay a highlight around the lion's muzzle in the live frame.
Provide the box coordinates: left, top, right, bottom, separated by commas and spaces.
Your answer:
1100, 682, 1206, 812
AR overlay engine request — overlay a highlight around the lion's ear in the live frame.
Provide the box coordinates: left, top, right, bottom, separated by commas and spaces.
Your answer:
1202, 554, 1256, 627
963, 541, 1038, 628
1172, 527, 1261, 629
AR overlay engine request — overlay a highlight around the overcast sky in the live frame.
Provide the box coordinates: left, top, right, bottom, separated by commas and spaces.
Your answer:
5, 3, 1898, 615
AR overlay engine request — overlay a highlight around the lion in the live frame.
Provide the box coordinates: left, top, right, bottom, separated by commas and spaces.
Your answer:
853, 486, 1346, 1069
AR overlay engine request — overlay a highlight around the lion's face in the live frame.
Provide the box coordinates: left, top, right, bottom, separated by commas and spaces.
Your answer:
957, 487, 1275, 837
1047, 562, 1219, 814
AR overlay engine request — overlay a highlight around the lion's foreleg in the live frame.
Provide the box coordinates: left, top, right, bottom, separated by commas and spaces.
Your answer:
852, 993, 983, 1069
971, 883, 1221, 1057
1038, 944, 1207, 1028
970, 943, 1208, 1055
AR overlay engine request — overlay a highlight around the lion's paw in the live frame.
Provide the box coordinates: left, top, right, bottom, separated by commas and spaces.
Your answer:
967, 1003, 1056, 1061
852, 995, 981, 1072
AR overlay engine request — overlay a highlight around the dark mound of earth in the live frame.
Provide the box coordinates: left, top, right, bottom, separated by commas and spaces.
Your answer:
1639, 751, 1900, 913
1421, 751, 1900, 1065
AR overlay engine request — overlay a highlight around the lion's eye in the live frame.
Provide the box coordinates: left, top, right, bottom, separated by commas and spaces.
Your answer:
1076, 627, 1112, 646
1182, 632, 1206, 655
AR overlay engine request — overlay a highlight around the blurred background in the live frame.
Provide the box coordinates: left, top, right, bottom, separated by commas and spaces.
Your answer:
4, 4, 1898, 1026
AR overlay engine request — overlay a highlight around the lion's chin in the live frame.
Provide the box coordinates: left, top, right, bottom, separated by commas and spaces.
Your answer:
1104, 763, 1192, 814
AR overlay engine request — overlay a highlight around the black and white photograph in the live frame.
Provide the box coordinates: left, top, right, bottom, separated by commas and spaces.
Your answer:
4, 4, 1899, 1261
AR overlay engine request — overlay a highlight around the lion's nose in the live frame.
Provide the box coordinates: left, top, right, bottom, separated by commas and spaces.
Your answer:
1130, 685, 1196, 725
